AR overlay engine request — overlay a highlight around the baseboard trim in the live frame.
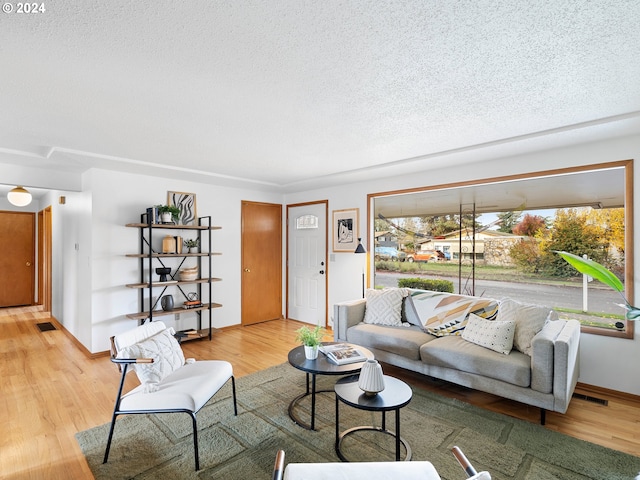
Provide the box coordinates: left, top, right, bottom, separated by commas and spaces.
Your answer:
576, 381, 640, 403
49, 316, 109, 359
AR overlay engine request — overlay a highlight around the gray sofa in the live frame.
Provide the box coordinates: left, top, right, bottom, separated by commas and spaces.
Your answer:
333, 288, 581, 424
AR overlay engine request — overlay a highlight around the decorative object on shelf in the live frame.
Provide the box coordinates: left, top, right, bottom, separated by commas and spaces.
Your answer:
156, 204, 181, 224
145, 206, 159, 224
556, 251, 639, 325
295, 325, 326, 360
332, 208, 359, 252
174, 236, 183, 254
184, 292, 202, 309
155, 267, 171, 282
184, 237, 200, 253
358, 359, 385, 396
7, 186, 32, 207
179, 266, 198, 282
162, 235, 177, 253
167, 191, 197, 226
161, 295, 174, 311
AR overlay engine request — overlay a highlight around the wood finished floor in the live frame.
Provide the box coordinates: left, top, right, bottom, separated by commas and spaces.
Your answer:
1, 306, 639, 479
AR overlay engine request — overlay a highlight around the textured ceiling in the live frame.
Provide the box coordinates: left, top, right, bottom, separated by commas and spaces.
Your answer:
1, 1, 640, 192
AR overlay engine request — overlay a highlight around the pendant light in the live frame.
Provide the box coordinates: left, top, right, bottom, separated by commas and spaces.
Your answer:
7, 186, 32, 207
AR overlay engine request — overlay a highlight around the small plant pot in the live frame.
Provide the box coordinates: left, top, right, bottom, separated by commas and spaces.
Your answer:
304, 345, 319, 360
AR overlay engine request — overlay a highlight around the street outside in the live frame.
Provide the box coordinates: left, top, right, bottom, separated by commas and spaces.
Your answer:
374, 271, 625, 324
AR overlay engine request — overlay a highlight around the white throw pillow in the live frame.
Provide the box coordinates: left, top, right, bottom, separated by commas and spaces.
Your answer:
363, 288, 404, 326
497, 298, 551, 356
462, 313, 515, 355
117, 328, 185, 392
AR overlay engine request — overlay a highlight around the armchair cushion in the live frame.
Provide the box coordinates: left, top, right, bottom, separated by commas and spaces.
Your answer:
117, 328, 185, 392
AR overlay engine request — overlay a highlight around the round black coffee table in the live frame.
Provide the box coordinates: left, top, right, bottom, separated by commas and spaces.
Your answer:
288, 343, 373, 430
334, 374, 413, 461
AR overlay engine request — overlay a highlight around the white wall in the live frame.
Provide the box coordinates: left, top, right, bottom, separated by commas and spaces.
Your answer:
284, 134, 640, 395
3, 133, 639, 394
80, 169, 283, 352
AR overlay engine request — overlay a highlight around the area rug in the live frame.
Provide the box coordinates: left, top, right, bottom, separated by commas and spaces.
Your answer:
77, 363, 640, 480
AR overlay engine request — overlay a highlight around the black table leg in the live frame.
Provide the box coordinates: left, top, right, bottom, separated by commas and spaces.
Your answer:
311, 373, 316, 430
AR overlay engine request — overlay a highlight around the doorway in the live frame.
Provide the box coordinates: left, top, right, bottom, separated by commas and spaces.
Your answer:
286, 201, 328, 326
241, 201, 282, 325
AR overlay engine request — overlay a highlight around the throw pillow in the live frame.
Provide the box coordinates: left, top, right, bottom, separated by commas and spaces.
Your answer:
117, 328, 185, 392
363, 288, 404, 326
405, 289, 499, 336
462, 313, 515, 355
497, 298, 551, 356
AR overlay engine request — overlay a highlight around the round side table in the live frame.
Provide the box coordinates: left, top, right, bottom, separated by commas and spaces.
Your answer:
287, 343, 373, 430
334, 374, 413, 461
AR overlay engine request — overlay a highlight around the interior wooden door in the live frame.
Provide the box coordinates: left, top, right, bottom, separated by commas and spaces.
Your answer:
37, 206, 52, 311
0, 211, 35, 307
241, 201, 282, 325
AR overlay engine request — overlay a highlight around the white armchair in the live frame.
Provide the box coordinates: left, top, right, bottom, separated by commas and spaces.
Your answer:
272, 448, 491, 480
103, 321, 237, 471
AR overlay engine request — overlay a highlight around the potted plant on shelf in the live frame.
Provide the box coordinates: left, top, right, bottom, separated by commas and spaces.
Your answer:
295, 325, 327, 360
184, 238, 200, 253
556, 251, 639, 326
156, 204, 181, 224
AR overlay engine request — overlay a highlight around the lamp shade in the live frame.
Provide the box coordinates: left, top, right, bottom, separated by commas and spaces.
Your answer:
354, 238, 366, 254
7, 186, 32, 207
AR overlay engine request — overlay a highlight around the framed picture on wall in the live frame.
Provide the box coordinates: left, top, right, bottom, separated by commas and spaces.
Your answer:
167, 191, 197, 226
332, 208, 359, 252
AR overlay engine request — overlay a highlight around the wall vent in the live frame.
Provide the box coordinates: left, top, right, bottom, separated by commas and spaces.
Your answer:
573, 392, 608, 406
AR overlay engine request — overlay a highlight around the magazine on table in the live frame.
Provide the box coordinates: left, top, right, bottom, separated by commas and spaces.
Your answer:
319, 343, 367, 365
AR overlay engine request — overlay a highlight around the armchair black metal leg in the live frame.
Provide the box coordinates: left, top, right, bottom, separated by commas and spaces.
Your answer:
103, 414, 118, 464
190, 412, 200, 471
231, 376, 238, 416
540, 408, 546, 425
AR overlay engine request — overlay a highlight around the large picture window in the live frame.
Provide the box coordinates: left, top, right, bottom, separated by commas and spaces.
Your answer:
369, 161, 633, 339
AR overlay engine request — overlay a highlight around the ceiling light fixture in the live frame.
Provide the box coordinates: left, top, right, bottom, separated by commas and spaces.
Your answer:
7, 186, 32, 207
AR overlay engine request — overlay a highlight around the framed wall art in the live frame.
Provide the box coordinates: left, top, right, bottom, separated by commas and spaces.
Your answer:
167, 191, 197, 226
332, 208, 359, 252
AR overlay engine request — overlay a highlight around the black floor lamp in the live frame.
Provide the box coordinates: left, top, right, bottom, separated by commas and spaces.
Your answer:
354, 238, 366, 298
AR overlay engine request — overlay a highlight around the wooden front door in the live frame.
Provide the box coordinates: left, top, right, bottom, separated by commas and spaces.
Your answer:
0, 211, 35, 307
241, 201, 282, 325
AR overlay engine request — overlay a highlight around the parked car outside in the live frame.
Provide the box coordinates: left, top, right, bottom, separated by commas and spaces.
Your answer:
374, 246, 406, 262
406, 250, 445, 262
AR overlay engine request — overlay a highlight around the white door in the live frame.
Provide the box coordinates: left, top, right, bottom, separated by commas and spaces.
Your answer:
287, 203, 327, 326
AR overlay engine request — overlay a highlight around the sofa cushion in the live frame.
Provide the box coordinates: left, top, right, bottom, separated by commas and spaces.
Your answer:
497, 298, 553, 356
363, 288, 405, 326
347, 323, 436, 361
461, 313, 515, 355
405, 290, 499, 336
421, 336, 531, 387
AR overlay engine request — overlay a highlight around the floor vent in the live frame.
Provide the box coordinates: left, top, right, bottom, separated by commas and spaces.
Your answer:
573, 392, 608, 406
36, 322, 56, 332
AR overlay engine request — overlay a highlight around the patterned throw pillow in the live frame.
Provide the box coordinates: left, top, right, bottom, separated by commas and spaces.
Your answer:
117, 328, 185, 392
497, 298, 552, 356
363, 288, 405, 326
405, 289, 498, 336
462, 313, 515, 355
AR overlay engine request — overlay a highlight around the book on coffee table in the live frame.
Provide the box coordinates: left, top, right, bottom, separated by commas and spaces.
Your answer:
319, 343, 367, 365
